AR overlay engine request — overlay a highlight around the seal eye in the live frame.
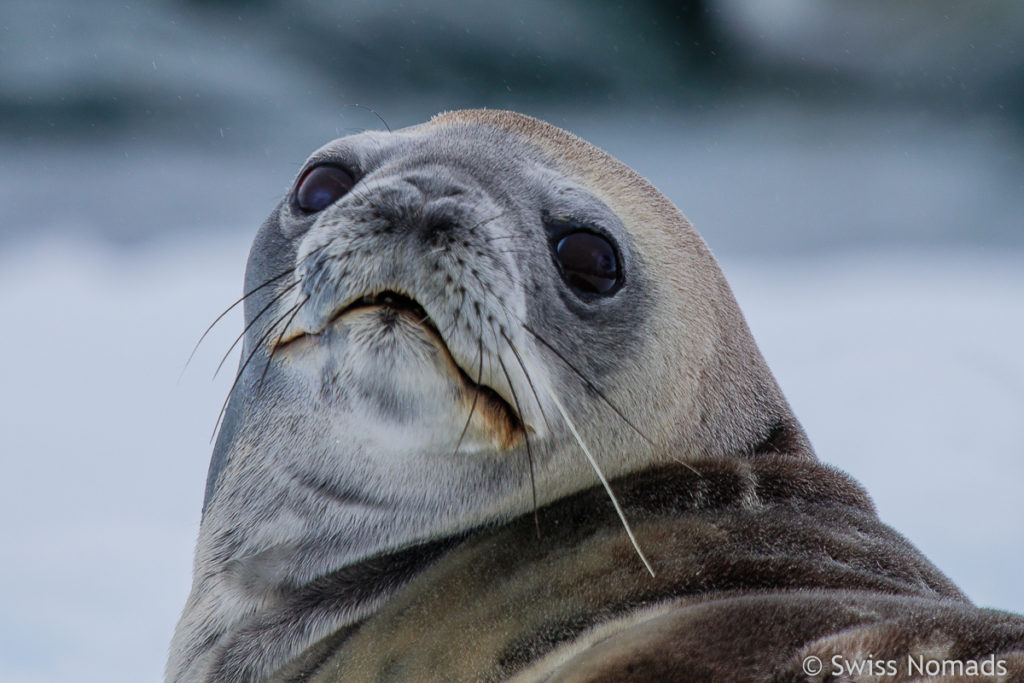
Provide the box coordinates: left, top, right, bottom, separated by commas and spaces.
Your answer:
555, 231, 620, 295
295, 165, 355, 213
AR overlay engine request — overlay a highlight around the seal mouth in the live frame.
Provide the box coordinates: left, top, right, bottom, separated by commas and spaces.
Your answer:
335, 291, 433, 326
275, 290, 436, 349
275, 289, 526, 444
339, 290, 428, 319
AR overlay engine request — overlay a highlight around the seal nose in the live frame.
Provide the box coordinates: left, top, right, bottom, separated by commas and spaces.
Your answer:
366, 170, 478, 242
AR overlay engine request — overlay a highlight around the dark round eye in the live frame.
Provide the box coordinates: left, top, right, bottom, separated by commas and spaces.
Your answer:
294, 165, 355, 213
555, 231, 620, 295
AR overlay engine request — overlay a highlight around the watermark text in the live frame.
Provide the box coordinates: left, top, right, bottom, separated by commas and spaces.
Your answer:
801, 654, 1008, 678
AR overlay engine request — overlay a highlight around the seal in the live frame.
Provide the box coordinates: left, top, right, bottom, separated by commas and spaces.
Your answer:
167, 110, 1024, 682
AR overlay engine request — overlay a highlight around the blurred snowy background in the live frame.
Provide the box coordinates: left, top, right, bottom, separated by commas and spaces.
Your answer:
1, 1, 1022, 681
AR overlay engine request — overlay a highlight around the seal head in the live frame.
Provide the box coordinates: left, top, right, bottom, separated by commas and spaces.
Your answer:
167, 110, 808, 682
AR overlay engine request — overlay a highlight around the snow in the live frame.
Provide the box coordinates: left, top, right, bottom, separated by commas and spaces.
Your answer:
0, 237, 1021, 682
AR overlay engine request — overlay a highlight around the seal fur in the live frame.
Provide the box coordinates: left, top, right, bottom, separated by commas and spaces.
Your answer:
168, 110, 1024, 682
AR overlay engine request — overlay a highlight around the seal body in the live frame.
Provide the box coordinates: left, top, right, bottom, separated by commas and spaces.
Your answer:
168, 111, 1024, 682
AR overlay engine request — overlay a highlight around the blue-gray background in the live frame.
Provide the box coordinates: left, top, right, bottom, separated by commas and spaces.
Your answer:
1, 2, 1022, 681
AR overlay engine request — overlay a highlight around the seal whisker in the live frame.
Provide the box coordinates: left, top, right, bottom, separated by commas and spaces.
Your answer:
185, 243, 331, 381
466, 269, 674, 468
500, 328, 553, 437
523, 319, 702, 475
214, 279, 301, 379
257, 295, 311, 393
450, 209, 513, 235
343, 103, 392, 133
493, 331, 541, 539
522, 323, 663, 454
518, 350, 655, 577
451, 338, 484, 458
491, 247, 534, 256
180, 267, 293, 380
211, 297, 306, 441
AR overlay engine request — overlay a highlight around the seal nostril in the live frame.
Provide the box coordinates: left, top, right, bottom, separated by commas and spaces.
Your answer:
426, 219, 456, 234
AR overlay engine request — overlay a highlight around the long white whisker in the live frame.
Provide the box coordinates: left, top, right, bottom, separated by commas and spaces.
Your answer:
518, 350, 655, 577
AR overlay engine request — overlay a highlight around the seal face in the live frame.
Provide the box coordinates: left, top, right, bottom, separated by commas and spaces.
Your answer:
167, 110, 830, 682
